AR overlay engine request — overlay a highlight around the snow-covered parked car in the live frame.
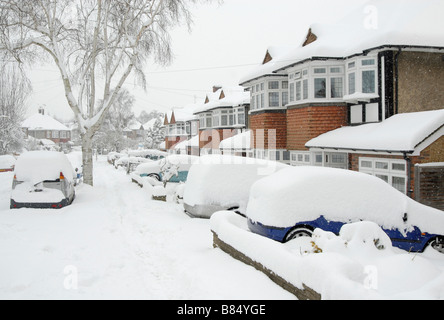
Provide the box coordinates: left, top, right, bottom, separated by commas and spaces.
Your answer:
130, 155, 200, 186
247, 166, 444, 254
0, 155, 16, 172
10, 151, 76, 209
183, 155, 288, 219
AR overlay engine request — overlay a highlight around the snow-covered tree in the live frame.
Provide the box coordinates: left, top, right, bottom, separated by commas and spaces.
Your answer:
0, 0, 204, 185
0, 63, 29, 155
144, 118, 165, 149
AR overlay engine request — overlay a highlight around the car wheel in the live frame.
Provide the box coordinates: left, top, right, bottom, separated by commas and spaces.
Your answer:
148, 173, 161, 181
284, 227, 313, 242
429, 237, 444, 254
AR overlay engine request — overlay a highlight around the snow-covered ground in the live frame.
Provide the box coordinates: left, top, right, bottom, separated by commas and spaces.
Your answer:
0, 156, 294, 300
1, 154, 444, 300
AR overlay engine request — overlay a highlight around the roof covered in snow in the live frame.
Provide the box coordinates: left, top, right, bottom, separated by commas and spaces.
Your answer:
306, 109, 444, 153
219, 131, 251, 150
193, 86, 250, 114
240, 0, 444, 84
22, 114, 70, 131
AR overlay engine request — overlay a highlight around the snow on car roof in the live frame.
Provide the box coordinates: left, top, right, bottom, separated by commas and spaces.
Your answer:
184, 155, 288, 213
246, 166, 444, 235
0, 155, 16, 168
14, 151, 74, 184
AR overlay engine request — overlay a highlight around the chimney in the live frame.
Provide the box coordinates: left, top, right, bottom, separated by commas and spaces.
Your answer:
38, 107, 45, 115
212, 85, 222, 93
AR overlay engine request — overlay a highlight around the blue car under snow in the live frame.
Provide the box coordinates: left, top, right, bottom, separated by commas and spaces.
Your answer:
246, 166, 444, 254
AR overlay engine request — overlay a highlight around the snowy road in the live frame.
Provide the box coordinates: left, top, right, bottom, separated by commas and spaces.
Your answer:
0, 157, 294, 300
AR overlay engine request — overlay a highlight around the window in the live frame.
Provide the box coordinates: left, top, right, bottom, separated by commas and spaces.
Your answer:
290, 151, 311, 166
60, 131, 67, 139
296, 81, 302, 101
269, 92, 280, 107
314, 78, 326, 98
362, 70, 376, 93
206, 114, 212, 128
359, 157, 407, 194
290, 83, 295, 102
314, 67, 326, 74
303, 79, 308, 100
331, 77, 343, 98
282, 81, 288, 89
362, 59, 375, 66
52, 131, 59, 138
348, 72, 356, 95
269, 81, 279, 89
282, 91, 288, 106
213, 111, 220, 127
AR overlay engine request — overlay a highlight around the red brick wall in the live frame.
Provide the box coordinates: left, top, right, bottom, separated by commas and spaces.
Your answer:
249, 112, 287, 150
287, 105, 347, 151
165, 136, 186, 150
199, 129, 236, 150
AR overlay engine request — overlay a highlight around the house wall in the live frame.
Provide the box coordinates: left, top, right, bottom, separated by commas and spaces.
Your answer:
199, 129, 235, 150
165, 136, 186, 150
349, 136, 444, 208
397, 51, 444, 114
249, 111, 287, 150
287, 104, 347, 151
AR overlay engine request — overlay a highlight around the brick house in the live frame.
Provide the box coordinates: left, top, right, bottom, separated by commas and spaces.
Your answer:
163, 104, 199, 154
22, 108, 71, 148
193, 86, 250, 155
239, 0, 444, 209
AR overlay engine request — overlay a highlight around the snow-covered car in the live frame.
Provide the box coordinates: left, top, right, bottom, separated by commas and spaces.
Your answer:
247, 166, 444, 254
130, 154, 200, 185
128, 149, 168, 161
0, 155, 16, 172
183, 155, 288, 219
10, 151, 76, 209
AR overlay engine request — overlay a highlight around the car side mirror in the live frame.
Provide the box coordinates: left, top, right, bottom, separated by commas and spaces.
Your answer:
403, 213, 408, 223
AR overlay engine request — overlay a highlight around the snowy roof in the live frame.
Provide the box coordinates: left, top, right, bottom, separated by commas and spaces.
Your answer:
193, 86, 250, 114
306, 109, 444, 153
126, 119, 143, 131
239, 46, 296, 85
219, 131, 251, 150
142, 118, 158, 130
165, 104, 199, 124
240, 0, 444, 84
22, 114, 70, 131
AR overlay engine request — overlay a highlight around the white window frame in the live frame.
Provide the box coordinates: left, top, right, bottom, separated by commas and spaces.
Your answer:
359, 157, 407, 194
346, 57, 378, 96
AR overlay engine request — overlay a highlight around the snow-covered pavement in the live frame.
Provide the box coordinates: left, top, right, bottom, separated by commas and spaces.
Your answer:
0, 157, 294, 300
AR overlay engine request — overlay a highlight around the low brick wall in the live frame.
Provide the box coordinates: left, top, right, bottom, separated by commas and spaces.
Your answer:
212, 231, 321, 300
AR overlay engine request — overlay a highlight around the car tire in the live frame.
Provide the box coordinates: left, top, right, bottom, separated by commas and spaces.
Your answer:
148, 173, 161, 181
284, 227, 313, 242
429, 236, 444, 254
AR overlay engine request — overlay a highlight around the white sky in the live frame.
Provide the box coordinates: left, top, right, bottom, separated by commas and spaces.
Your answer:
26, 0, 370, 121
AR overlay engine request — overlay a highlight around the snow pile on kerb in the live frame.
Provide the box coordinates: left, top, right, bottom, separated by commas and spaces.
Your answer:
247, 166, 444, 235
183, 155, 288, 214
14, 151, 74, 184
211, 211, 444, 299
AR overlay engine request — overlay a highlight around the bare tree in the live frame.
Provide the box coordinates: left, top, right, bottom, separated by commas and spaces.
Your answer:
0, 63, 30, 155
0, 0, 205, 185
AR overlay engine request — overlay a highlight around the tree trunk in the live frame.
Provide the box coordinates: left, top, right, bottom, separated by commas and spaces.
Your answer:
82, 134, 94, 186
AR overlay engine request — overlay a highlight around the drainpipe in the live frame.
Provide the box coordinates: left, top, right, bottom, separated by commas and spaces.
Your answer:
403, 152, 413, 198
394, 48, 402, 115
